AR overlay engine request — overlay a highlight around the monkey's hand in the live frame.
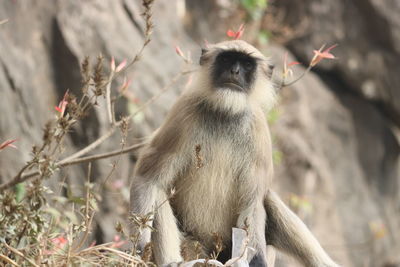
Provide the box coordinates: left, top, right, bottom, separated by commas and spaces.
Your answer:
316, 263, 342, 267
130, 223, 152, 254
161, 261, 183, 267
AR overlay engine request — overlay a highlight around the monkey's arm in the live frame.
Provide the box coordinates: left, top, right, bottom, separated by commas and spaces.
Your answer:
130, 150, 185, 265
264, 190, 339, 267
131, 179, 183, 265
130, 100, 192, 265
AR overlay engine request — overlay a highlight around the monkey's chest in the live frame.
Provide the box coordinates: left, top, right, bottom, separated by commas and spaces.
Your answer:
171, 137, 254, 247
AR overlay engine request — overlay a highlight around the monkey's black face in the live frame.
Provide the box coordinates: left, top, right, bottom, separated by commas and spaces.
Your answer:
211, 51, 257, 92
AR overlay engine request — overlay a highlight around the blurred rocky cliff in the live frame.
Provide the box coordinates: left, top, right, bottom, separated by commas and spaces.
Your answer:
0, 0, 399, 266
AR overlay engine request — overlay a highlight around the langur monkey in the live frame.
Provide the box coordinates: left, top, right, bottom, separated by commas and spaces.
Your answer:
130, 40, 339, 267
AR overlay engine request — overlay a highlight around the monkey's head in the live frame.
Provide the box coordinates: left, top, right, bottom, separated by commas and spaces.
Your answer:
194, 40, 276, 114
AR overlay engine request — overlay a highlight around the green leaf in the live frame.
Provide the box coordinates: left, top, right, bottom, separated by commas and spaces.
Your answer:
14, 183, 26, 202
267, 108, 280, 124
240, 0, 268, 20
64, 211, 79, 225
258, 30, 270, 45
273, 150, 282, 165
127, 102, 145, 124
68, 196, 86, 205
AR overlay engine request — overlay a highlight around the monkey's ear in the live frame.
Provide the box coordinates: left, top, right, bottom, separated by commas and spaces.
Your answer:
199, 48, 209, 66
263, 63, 275, 78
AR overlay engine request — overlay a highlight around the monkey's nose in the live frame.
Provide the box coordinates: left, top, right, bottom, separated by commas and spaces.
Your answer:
231, 63, 240, 75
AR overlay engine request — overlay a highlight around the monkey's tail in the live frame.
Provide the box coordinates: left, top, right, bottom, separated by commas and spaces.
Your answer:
264, 190, 340, 267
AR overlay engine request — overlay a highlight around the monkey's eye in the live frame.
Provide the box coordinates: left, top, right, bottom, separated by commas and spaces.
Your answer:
220, 56, 229, 63
243, 61, 254, 71
268, 63, 275, 71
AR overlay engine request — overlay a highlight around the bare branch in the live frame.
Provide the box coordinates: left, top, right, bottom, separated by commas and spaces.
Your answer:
2, 242, 40, 267
106, 73, 116, 125
0, 19, 8, 25
0, 254, 19, 267
62, 141, 146, 167
0, 0, 194, 192
0, 141, 146, 191
59, 127, 117, 164
281, 65, 313, 87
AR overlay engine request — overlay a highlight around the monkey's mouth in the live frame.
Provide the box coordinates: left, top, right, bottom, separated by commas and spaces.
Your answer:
221, 82, 245, 91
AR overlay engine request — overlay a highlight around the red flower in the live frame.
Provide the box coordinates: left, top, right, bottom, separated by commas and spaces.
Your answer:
55, 90, 69, 117
110, 235, 127, 248
369, 220, 387, 240
52, 235, 68, 248
203, 39, 209, 48
89, 240, 96, 248
227, 24, 245, 40
283, 52, 300, 77
115, 59, 127, 73
310, 44, 337, 67
175, 45, 185, 58
111, 56, 116, 72
111, 57, 127, 73
118, 78, 139, 104
43, 235, 68, 255
288, 61, 300, 67
111, 179, 125, 190
119, 78, 132, 92
0, 139, 17, 150
174, 45, 192, 63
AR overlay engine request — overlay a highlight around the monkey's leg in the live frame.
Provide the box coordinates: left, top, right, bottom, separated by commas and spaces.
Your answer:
237, 202, 269, 267
130, 181, 183, 265
264, 190, 339, 267
152, 190, 183, 265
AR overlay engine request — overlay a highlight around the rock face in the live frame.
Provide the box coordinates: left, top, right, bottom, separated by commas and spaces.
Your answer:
269, 47, 400, 267
0, 1, 399, 267
0, 0, 193, 243
272, 0, 400, 127
263, 1, 400, 265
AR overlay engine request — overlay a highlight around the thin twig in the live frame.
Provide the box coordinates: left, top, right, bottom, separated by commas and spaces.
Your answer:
112, 0, 155, 83
0, 141, 146, 191
73, 163, 95, 252
61, 141, 146, 166
106, 73, 115, 125
9, 162, 35, 185
0, 19, 8, 25
80, 246, 145, 264
124, 70, 193, 122
109, 118, 131, 187
53, 69, 190, 165
0, 66, 189, 190
58, 66, 186, 163
59, 127, 117, 164
281, 65, 312, 87
3, 242, 40, 267
0, 254, 19, 266
0, 0, 157, 192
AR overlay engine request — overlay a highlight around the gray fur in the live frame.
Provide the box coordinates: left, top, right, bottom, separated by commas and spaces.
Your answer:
130, 40, 339, 267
